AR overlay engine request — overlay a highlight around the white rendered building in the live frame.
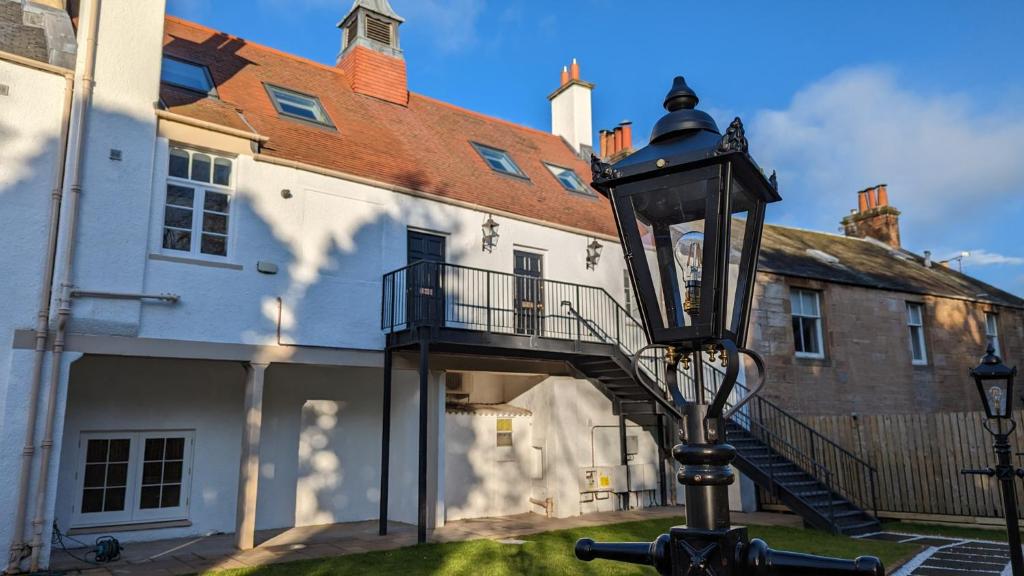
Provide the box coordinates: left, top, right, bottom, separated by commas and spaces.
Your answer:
0, 0, 755, 571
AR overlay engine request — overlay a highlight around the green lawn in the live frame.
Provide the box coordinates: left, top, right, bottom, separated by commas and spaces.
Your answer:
206, 517, 919, 575
882, 520, 1008, 542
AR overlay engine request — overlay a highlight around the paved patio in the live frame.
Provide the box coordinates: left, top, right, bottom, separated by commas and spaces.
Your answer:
861, 531, 1015, 576
51, 507, 802, 575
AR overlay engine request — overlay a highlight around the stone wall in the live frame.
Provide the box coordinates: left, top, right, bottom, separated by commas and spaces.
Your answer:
748, 272, 1024, 415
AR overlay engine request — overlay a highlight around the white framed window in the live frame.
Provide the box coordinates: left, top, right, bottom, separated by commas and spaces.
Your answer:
907, 302, 928, 365
986, 312, 1001, 356
472, 143, 527, 179
162, 146, 234, 259
160, 56, 216, 96
544, 163, 591, 195
266, 84, 333, 126
791, 288, 824, 359
73, 431, 194, 528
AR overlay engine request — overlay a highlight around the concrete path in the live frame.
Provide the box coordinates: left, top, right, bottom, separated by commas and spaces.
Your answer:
50, 507, 801, 575
861, 532, 1014, 576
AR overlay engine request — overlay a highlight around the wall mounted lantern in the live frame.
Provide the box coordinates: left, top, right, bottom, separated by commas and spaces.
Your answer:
585, 238, 603, 270
481, 214, 499, 253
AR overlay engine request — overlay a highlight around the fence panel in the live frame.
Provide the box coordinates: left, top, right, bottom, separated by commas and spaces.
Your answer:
758, 409, 1024, 520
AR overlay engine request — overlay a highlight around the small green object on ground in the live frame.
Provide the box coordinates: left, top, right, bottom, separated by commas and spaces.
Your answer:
204, 517, 919, 575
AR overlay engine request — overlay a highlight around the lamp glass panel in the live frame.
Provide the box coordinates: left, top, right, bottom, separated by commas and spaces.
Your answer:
726, 175, 757, 336
627, 166, 718, 330
984, 378, 1009, 417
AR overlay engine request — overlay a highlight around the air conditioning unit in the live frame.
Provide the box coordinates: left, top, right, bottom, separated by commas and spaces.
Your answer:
445, 372, 470, 402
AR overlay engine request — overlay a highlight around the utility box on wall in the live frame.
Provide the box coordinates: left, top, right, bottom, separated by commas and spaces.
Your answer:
578, 466, 627, 493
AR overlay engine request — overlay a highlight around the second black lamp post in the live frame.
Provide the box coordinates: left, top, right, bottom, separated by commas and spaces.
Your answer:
962, 344, 1022, 575
577, 76, 884, 575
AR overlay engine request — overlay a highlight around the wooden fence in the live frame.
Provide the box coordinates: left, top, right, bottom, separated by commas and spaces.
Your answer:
759, 409, 1024, 520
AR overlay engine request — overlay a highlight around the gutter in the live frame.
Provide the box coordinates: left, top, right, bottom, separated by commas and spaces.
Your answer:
156, 109, 269, 143
0, 49, 74, 78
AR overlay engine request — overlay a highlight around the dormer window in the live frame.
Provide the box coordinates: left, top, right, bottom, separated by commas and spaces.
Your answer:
544, 163, 591, 195
161, 56, 216, 96
266, 85, 334, 127
472, 143, 527, 179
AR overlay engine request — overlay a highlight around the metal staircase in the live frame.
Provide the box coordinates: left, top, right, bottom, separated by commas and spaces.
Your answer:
382, 261, 879, 535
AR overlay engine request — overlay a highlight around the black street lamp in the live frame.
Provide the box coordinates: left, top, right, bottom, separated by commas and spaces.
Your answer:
577, 76, 884, 575
962, 344, 1022, 574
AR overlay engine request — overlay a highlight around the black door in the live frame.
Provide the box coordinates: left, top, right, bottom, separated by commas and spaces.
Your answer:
407, 231, 446, 326
514, 251, 544, 335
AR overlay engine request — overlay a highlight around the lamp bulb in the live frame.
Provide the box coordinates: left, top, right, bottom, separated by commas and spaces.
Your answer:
674, 231, 704, 316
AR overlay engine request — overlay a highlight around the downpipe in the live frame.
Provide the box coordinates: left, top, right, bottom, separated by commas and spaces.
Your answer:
5, 68, 74, 574
22, 0, 101, 572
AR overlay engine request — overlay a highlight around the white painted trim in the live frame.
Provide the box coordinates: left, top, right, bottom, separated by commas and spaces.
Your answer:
0, 49, 74, 77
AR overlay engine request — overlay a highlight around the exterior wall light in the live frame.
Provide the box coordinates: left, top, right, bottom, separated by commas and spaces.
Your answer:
481, 214, 499, 253
585, 238, 603, 270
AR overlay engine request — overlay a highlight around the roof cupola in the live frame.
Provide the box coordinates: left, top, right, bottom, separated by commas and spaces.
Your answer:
336, 0, 408, 105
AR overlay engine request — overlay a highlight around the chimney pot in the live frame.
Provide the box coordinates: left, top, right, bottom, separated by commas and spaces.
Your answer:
570, 58, 579, 81
599, 130, 609, 158
619, 120, 633, 151
924, 250, 932, 268
844, 185, 902, 248
560, 65, 569, 86
613, 126, 623, 155
877, 184, 889, 207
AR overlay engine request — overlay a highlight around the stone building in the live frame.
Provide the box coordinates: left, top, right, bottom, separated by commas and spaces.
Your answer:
750, 185, 1024, 416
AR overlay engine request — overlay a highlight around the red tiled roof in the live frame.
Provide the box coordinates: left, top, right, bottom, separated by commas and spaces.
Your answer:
160, 16, 617, 237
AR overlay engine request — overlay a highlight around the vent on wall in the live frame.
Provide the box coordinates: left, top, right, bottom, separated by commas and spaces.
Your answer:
365, 16, 392, 46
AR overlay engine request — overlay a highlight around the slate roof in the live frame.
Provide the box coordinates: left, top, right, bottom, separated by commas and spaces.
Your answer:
759, 225, 1024, 309
0, 0, 48, 63
159, 15, 1023, 309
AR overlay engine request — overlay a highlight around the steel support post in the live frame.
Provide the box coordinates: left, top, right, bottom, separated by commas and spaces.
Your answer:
417, 338, 429, 545
378, 347, 393, 536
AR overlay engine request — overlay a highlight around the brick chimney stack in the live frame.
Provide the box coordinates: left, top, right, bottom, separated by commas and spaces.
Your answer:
842, 184, 902, 248
549, 58, 595, 157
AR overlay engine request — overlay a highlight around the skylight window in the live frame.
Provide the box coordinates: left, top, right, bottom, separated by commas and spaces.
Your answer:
472, 143, 527, 178
160, 56, 216, 95
544, 163, 591, 195
266, 85, 333, 126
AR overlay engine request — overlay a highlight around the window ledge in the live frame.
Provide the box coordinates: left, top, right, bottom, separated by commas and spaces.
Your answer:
149, 253, 243, 270
68, 518, 191, 536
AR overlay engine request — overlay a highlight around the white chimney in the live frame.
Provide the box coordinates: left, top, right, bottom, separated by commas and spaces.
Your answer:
548, 58, 594, 157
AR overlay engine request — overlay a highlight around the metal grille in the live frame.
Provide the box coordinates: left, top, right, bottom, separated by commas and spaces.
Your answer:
365, 17, 392, 46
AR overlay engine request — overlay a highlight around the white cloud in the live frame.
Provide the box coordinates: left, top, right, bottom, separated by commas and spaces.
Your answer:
961, 250, 1024, 267
399, 0, 485, 53
750, 67, 1024, 232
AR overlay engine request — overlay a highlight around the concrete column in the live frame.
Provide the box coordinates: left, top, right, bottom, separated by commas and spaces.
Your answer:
235, 362, 268, 550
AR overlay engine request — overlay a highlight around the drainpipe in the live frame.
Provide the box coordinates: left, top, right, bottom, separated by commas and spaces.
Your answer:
4, 70, 75, 576
26, 0, 101, 571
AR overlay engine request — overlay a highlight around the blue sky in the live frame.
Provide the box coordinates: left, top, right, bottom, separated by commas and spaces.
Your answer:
167, 0, 1024, 296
